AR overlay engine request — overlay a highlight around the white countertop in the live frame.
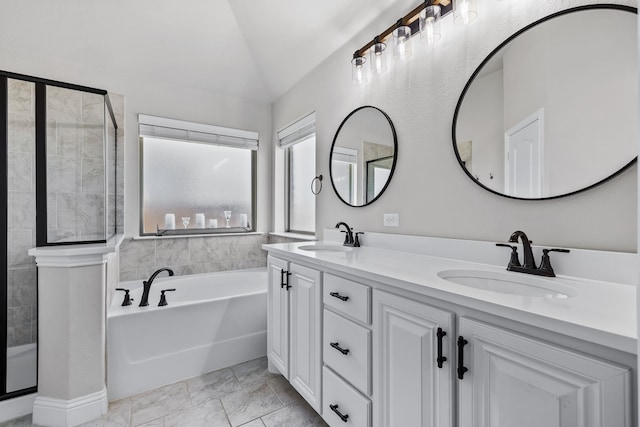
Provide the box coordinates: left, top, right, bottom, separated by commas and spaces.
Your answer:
263, 240, 637, 354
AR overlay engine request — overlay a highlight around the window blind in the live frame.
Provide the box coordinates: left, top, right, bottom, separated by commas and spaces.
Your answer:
138, 114, 259, 150
277, 112, 316, 147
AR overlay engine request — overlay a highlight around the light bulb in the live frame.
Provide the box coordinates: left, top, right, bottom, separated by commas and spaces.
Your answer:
419, 5, 441, 45
453, 0, 478, 25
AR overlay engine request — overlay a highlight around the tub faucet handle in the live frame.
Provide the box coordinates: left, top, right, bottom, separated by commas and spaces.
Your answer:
115, 288, 133, 306
158, 288, 176, 307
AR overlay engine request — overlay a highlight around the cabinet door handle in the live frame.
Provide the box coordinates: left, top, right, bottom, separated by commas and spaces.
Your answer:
330, 342, 350, 355
284, 271, 291, 290
329, 291, 349, 301
437, 327, 447, 368
457, 336, 469, 379
280, 270, 291, 290
329, 404, 349, 422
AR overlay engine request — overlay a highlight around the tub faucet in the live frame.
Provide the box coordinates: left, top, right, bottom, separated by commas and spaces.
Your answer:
140, 268, 174, 307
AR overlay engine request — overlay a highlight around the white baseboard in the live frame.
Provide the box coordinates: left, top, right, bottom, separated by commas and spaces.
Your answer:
32, 387, 108, 427
0, 393, 36, 423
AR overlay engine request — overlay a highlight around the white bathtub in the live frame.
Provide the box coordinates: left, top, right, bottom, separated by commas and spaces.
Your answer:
107, 268, 267, 400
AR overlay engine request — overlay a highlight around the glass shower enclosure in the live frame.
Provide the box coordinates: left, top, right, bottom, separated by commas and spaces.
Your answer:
1, 71, 118, 400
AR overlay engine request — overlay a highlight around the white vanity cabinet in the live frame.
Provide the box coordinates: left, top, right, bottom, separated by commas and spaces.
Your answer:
265, 244, 634, 427
373, 290, 456, 427
457, 317, 632, 427
267, 255, 323, 411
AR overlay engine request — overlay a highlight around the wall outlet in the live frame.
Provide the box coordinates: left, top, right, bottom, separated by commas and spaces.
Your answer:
384, 213, 399, 227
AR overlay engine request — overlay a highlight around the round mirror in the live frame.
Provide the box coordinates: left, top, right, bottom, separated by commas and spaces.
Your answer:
453, 5, 637, 200
330, 106, 398, 207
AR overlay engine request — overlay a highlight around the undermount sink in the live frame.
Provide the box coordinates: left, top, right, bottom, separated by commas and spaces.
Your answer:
298, 244, 353, 252
437, 269, 574, 298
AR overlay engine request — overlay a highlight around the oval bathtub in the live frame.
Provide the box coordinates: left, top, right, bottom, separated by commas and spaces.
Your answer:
107, 268, 267, 400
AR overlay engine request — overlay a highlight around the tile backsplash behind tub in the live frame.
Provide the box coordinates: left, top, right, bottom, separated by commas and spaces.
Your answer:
119, 234, 270, 281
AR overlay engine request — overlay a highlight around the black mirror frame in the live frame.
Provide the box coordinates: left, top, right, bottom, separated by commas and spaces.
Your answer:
451, 4, 638, 201
330, 105, 398, 207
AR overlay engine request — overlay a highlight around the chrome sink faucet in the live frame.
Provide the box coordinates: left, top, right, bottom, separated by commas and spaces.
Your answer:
140, 268, 174, 306
496, 231, 569, 277
335, 222, 363, 247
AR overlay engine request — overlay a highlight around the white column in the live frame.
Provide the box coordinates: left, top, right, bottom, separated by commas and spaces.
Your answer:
28, 245, 115, 427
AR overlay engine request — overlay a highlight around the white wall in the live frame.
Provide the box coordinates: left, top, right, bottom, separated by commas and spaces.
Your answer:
0, 45, 273, 238
273, 0, 638, 253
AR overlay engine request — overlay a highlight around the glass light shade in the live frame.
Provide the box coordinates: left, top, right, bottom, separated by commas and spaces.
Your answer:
419, 5, 442, 45
453, 0, 478, 25
351, 55, 367, 84
369, 40, 388, 74
393, 25, 412, 61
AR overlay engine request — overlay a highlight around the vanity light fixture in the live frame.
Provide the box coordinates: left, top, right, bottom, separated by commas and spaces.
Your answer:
351, 1, 452, 80
392, 18, 413, 60
453, 0, 478, 25
419, 3, 442, 44
370, 36, 388, 74
351, 50, 367, 84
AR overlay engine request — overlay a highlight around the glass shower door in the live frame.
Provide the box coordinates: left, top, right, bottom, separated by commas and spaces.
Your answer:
5, 78, 37, 393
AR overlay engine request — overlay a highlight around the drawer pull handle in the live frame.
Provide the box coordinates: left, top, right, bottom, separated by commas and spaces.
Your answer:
330, 292, 349, 301
329, 404, 349, 422
457, 336, 469, 380
437, 327, 447, 369
330, 342, 350, 355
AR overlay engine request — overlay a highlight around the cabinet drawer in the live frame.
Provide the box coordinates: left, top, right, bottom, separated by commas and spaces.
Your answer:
323, 309, 370, 394
324, 274, 371, 324
323, 366, 371, 427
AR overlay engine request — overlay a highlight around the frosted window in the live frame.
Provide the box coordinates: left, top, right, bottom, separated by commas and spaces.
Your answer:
288, 136, 315, 233
141, 137, 253, 234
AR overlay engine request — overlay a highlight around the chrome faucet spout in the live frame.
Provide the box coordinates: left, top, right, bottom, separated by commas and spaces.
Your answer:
140, 268, 174, 307
508, 230, 536, 269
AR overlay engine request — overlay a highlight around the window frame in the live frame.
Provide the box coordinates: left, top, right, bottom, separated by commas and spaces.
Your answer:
285, 135, 316, 235
139, 136, 257, 237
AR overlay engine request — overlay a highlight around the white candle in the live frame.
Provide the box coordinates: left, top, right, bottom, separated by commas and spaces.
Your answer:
209, 219, 218, 228
239, 213, 248, 228
195, 213, 205, 229
164, 214, 175, 230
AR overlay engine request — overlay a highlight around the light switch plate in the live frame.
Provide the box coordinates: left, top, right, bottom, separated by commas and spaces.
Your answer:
384, 213, 399, 227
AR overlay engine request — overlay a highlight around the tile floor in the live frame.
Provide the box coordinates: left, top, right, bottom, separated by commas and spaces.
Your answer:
1, 357, 328, 427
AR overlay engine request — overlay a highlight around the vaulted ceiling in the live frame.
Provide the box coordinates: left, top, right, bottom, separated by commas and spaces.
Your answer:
0, 0, 416, 102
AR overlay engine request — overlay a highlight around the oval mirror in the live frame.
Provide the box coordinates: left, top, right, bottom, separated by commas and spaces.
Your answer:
330, 106, 398, 207
453, 5, 637, 200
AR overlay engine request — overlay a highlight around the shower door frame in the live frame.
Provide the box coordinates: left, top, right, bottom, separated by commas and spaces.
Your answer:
0, 70, 116, 401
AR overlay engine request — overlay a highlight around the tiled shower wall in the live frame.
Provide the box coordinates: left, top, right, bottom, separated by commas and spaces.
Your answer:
7, 79, 37, 348
46, 86, 106, 242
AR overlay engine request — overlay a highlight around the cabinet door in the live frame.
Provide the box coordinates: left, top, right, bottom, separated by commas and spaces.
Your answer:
289, 263, 323, 412
458, 317, 631, 427
373, 290, 455, 427
267, 256, 289, 378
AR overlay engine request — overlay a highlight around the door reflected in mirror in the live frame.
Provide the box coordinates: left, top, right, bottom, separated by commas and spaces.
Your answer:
453, 5, 637, 199
330, 106, 398, 207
